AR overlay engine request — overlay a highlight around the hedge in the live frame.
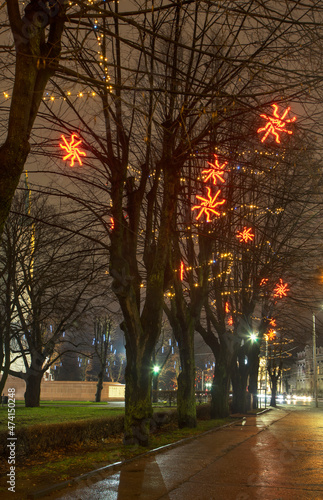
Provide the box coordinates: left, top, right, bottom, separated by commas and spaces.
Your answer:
0, 405, 211, 458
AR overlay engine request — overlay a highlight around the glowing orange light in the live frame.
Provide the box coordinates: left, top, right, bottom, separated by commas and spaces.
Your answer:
269, 318, 276, 327
273, 278, 289, 298
260, 278, 268, 286
180, 261, 185, 281
225, 301, 230, 313
110, 217, 115, 230
228, 316, 233, 326
267, 329, 276, 341
192, 187, 225, 222
202, 154, 227, 185
60, 134, 86, 166
236, 227, 254, 243
257, 104, 296, 144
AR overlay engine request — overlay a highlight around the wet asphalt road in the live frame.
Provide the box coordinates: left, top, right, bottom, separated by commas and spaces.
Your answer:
41, 404, 323, 500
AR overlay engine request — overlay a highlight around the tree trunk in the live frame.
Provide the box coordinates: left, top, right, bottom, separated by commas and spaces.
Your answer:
231, 363, 249, 414
24, 371, 43, 407
0, 2, 67, 236
152, 373, 159, 403
270, 380, 277, 407
210, 358, 231, 418
249, 369, 258, 410
0, 142, 30, 236
0, 324, 11, 396
95, 371, 103, 402
123, 347, 152, 446
177, 327, 196, 428
248, 344, 260, 410
270, 373, 279, 407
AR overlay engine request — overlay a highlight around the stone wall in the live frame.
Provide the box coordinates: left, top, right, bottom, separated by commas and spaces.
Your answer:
1, 375, 125, 401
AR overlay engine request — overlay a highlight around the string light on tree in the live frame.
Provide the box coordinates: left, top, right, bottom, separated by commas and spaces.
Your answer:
192, 187, 225, 222
260, 278, 268, 286
273, 278, 290, 298
236, 227, 255, 243
257, 104, 296, 144
60, 134, 86, 166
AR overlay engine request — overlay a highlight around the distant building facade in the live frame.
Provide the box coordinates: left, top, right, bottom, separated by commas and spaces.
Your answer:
292, 345, 323, 396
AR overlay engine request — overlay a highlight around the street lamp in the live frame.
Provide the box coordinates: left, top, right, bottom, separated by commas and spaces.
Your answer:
152, 365, 160, 403
265, 336, 268, 409
249, 332, 258, 343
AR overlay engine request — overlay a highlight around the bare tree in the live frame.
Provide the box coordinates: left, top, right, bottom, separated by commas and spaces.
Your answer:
0, 190, 108, 406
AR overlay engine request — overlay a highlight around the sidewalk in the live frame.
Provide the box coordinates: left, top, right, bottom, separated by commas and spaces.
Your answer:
37, 406, 323, 500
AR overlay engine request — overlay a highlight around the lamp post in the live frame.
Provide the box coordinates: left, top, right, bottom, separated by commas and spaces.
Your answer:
152, 365, 160, 403
313, 313, 318, 408
265, 337, 268, 409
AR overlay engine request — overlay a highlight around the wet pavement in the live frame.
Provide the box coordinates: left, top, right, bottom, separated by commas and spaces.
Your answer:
41, 405, 323, 500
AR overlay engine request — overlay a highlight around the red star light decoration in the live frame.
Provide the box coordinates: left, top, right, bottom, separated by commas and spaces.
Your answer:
236, 227, 255, 243
60, 134, 86, 166
273, 278, 289, 299
202, 154, 227, 185
266, 329, 276, 341
192, 187, 226, 222
257, 104, 296, 144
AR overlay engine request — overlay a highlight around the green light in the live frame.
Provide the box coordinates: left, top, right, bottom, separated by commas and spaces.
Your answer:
249, 333, 258, 343
153, 365, 160, 374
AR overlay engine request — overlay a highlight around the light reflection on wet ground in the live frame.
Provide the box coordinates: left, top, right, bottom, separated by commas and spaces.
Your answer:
45, 404, 323, 500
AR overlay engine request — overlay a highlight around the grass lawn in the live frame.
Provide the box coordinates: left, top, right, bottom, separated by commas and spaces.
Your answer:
0, 402, 124, 431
